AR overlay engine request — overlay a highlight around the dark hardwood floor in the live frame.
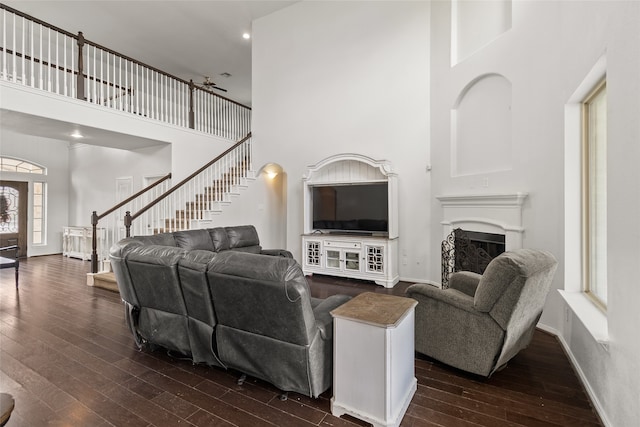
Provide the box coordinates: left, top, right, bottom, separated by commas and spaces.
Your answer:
0, 255, 602, 427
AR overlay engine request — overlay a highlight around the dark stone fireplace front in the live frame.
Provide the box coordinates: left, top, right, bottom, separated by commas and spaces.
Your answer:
441, 228, 506, 288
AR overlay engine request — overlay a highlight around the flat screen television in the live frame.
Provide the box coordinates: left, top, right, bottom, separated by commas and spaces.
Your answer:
312, 183, 388, 235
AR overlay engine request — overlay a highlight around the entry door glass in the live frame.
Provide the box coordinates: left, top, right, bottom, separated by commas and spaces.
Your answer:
0, 187, 19, 232
0, 181, 27, 257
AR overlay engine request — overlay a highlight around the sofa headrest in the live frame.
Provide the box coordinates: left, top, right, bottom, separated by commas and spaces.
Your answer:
225, 225, 260, 249
208, 250, 302, 284
125, 245, 188, 266
174, 229, 215, 251
110, 234, 176, 258
208, 227, 231, 251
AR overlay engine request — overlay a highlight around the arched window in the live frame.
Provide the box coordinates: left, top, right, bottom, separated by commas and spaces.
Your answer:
0, 157, 45, 174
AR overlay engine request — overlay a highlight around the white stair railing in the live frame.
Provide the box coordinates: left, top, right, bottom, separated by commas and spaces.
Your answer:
125, 134, 253, 237
0, 4, 251, 141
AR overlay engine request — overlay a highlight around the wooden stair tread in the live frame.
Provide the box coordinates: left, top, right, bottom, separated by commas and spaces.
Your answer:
92, 272, 119, 293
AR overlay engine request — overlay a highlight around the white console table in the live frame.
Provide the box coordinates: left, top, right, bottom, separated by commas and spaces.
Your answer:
331, 292, 417, 427
62, 226, 105, 261
302, 234, 399, 287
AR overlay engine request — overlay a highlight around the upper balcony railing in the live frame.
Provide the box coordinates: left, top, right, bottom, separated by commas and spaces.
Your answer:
0, 3, 251, 141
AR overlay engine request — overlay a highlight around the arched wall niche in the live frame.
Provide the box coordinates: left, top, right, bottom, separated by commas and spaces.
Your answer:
451, 73, 512, 177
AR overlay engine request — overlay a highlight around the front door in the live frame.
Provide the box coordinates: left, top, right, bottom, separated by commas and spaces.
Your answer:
0, 181, 28, 258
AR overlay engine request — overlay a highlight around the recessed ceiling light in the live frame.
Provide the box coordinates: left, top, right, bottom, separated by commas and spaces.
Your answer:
242, 32, 251, 40
70, 131, 83, 139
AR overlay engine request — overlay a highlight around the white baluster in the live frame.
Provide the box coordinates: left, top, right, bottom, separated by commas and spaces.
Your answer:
118, 56, 122, 111
99, 49, 104, 104
55, 31, 59, 93
10, 13, 15, 82
63, 33, 67, 95
20, 16, 25, 85
2, 10, 6, 80
69, 34, 73, 97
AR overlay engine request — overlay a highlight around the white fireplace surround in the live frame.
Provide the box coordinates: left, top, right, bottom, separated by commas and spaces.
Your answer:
436, 193, 528, 251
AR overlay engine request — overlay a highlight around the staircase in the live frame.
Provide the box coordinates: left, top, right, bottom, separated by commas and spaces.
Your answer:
88, 134, 254, 291
160, 158, 255, 232
89, 147, 255, 292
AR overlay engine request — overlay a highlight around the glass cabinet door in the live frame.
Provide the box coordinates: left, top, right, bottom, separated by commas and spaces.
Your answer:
344, 251, 360, 271
326, 250, 341, 269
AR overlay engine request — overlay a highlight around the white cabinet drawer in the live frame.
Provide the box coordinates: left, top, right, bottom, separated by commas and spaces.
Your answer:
325, 240, 362, 249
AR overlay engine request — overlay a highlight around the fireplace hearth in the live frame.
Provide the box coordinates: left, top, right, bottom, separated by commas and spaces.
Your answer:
441, 228, 506, 288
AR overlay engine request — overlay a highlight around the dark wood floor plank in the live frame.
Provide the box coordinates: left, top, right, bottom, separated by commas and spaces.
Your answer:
0, 255, 603, 427
219, 390, 319, 427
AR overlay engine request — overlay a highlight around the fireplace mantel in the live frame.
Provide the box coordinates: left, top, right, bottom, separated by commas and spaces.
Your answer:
437, 192, 528, 251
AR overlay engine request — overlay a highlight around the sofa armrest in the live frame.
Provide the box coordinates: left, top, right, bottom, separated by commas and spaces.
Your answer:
406, 283, 477, 314
260, 249, 293, 258
448, 271, 482, 297
313, 294, 352, 340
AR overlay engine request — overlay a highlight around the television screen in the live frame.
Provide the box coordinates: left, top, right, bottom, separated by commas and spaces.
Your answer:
312, 183, 388, 234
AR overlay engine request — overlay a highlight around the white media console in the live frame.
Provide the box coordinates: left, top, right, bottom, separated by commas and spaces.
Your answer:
302, 233, 398, 287
301, 154, 399, 288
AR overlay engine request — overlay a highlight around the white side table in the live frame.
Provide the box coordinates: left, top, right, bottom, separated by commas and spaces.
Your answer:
331, 292, 417, 427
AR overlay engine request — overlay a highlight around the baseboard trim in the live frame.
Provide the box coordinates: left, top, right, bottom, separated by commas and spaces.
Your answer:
536, 323, 611, 427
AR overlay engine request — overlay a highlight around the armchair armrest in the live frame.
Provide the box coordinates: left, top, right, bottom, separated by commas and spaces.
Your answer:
406, 283, 477, 314
448, 271, 482, 297
261, 249, 293, 258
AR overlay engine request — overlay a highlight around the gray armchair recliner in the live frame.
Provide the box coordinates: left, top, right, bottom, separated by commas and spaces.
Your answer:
406, 249, 558, 377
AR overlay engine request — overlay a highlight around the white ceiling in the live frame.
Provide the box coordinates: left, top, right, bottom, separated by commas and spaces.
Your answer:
3, 0, 298, 107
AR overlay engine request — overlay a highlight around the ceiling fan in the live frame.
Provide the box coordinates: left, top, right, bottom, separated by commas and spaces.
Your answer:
198, 76, 228, 93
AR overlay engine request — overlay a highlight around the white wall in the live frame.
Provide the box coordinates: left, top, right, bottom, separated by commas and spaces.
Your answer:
252, 0, 431, 281
430, 1, 640, 425
68, 143, 172, 225
209, 170, 287, 250
0, 131, 70, 256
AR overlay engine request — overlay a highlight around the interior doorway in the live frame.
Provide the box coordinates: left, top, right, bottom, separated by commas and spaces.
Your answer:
0, 181, 28, 258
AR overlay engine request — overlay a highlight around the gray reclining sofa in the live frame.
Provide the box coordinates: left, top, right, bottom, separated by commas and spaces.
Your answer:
110, 225, 351, 397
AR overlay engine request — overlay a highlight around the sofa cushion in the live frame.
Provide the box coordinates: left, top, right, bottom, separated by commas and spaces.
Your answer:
225, 225, 260, 249
207, 251, 316, 345
209, 227, 231, 251
174, 229, 215, 251
229, 245, 262, 254
130, 233, 177, 247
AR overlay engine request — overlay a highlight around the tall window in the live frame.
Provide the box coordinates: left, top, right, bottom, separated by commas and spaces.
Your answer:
33, 182, 46, 245
582, 79, 607, 309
